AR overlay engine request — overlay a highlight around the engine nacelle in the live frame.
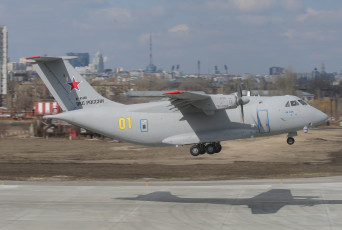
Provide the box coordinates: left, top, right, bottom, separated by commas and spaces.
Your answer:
192, 94, 249, 114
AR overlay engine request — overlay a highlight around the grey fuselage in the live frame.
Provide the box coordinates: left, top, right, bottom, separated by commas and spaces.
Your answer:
49, 95, 328, 146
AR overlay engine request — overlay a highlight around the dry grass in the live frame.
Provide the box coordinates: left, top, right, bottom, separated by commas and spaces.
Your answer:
0, 127, 341, 181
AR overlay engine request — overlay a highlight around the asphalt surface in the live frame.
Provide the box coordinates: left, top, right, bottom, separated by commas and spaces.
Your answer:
1, 177, 342, 230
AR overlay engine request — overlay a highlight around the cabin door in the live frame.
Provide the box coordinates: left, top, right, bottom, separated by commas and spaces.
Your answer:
257, 110, 270, 133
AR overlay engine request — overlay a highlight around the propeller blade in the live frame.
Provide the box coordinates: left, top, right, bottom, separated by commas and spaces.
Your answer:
237, 83, 242, 99
241, 103, 244, 123
236, 83, 245, 123
236, 83, 243, 105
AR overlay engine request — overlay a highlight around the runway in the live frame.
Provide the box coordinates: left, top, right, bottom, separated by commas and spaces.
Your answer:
1, 177, 342, 230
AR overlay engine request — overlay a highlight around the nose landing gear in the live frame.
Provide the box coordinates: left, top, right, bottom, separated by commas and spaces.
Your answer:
190, 142, 222, 156
287, 137, 295, 145
287, 131, 297, 145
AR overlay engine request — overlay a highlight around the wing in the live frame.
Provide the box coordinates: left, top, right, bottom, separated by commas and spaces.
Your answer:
163, 90, 240, 115
163, 90, 210, 113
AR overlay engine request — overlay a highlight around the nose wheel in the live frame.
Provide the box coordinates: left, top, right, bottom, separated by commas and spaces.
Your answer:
190, 142, 222, 156
287, 137, 295, 145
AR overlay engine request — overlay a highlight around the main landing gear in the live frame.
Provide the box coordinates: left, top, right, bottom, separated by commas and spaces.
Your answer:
190, 142, 222, 156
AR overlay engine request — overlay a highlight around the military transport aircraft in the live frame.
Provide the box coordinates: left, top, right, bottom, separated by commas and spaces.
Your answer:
26, 56, 328, 156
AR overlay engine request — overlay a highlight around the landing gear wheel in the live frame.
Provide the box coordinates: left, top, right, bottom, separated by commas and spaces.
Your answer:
214, 143, 222, 153
287, 137, 295, 145
206, 144, 216, 155
190, 145, 200, 156
199, 144, 206, 155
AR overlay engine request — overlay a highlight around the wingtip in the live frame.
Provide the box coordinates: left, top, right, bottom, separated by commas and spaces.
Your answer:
25, 56, 41, 59
163, 90, 185, 95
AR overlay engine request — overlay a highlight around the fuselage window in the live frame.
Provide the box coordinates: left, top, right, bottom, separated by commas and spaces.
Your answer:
290, 100, 299, 106
298, 100, 307, 105
285, 101, 290, 107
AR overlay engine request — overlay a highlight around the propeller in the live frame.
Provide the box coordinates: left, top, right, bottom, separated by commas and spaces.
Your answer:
236, 83, 249, 123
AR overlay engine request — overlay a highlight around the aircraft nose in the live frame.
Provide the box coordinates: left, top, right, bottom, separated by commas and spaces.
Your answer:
312, 109, 328, 126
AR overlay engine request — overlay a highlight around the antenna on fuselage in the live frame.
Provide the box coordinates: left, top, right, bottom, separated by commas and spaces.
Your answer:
246, 83, 251, 96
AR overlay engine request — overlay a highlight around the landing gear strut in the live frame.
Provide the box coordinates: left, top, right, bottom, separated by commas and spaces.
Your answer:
190, 142, 222, 156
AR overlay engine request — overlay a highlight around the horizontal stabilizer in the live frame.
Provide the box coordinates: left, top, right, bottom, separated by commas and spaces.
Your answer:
26, 56, 77, 62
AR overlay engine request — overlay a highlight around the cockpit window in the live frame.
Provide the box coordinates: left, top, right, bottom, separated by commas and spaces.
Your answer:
290, 100, 299, 106
298, 100, 307, 105
285, 101, 290, 107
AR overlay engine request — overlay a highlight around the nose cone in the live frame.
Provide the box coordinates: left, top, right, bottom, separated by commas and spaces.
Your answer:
312, 109, 328, 126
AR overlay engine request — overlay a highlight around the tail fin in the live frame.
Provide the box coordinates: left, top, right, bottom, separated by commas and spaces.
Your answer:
26, 56, 122, 111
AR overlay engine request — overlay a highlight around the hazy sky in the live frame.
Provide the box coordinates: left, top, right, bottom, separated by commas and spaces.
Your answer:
1, 0, 342, 74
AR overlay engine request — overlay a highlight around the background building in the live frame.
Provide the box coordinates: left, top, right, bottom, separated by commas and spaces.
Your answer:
92, 52, 104, 73
66, 52, 89, 67
269, 66, 284, 76
0, 25, 8, 106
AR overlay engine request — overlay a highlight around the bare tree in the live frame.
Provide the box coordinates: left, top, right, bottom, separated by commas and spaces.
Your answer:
135, 78, 169, 91
7, 79, 49, 112
178, 78, 211, 91
223, 79, 239, 94
274, 68, 297, 95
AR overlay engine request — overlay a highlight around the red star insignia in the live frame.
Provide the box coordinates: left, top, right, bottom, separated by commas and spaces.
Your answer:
67, 77, 81, 91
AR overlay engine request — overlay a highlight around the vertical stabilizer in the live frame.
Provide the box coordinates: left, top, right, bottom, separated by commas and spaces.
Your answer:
26, 56, 122, 111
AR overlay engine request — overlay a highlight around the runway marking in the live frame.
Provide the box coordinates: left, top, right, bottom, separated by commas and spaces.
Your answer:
0, 185, 19, 189
321, 191, 333, 230
221, 189, 243, 229
112, 198, 146, 229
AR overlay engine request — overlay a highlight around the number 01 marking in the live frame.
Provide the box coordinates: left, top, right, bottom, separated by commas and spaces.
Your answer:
119, 117, 132, 130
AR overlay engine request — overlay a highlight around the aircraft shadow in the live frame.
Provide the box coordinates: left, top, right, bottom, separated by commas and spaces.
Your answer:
116, 189, 342, 214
